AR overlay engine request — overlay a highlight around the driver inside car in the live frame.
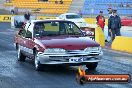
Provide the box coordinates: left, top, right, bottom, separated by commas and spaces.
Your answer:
34, 24, 45, 37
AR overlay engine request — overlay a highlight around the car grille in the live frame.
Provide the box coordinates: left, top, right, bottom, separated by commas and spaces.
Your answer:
49, 54, 99, 62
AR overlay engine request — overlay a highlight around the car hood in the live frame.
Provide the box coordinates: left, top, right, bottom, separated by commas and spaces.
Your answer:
37, 37, 100, 50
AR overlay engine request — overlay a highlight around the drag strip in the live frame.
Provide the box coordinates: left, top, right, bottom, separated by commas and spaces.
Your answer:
0, 23, 132, 88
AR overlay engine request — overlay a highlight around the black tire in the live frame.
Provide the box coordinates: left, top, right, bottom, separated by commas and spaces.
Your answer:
79, 76, 86, 85
34, 51, 42, 71
86, 62, 98, 70
17, 48, 26, 62
15, 43, 18, 50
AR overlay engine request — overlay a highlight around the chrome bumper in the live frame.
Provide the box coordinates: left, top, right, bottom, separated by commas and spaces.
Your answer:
37, 52, 103, 65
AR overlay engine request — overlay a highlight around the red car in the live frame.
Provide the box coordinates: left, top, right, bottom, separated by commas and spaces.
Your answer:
14, 20, 103, 71
121, 16, 132, 26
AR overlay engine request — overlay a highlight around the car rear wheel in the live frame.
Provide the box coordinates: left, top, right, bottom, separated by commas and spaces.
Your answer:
86, 62, 98, 70
17, 48, 26, 62
34, 51, 42, 71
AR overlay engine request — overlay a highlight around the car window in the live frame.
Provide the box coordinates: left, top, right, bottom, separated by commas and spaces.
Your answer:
34, 22, 59, 37
33, 21, 83, 37
25, 29, 32, 38
24, 23, 30, 30
19, 29, 26, 37
19, 23, 32, 38
22, 23, 32, 38
45, 22, 59, 32
59, 15, 63, 19
34, 23, 45, 37
62, 22, 82, 35
59, 15, 65, 19
66, 15, 81, 19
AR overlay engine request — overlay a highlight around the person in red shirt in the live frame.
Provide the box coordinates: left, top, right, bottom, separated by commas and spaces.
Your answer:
96, 11, 105, 31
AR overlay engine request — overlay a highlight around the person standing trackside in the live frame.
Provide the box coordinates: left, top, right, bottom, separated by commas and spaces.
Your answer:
24, 11, 31, 21
108, 8, 113, 17
96, 11, 105, 31
108, 10, 121, 41
107, 8, 113, 42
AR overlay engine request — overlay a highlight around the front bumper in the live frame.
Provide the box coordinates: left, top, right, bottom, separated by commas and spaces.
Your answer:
37, 52, 103, 65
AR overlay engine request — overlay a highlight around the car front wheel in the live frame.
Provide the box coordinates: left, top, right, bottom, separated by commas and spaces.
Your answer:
86, 62, 98, 70
17, 48, 26, 62
34, 53, 42, 71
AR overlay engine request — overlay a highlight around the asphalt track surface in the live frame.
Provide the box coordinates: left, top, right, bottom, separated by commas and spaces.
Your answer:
0, 23, 132, 88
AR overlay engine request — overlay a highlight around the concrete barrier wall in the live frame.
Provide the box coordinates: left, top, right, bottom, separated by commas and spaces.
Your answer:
95, 26, 105, 47
0, 15, 12, 22
112, 36, 132, 53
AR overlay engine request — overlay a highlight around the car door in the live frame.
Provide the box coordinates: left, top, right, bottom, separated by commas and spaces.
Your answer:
17, 23, 28, 53
24, 23, 35, 57
17, 22, 32, 55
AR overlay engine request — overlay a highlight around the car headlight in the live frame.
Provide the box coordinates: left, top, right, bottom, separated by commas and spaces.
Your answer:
44, 48, 66, 54
84, 47, 101, 52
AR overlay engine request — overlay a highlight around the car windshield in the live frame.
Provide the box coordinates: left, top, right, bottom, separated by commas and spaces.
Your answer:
66, 15, 81, 19
34, 21, 83, 37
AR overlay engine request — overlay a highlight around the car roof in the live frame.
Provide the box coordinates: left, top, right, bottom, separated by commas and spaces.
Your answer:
60, 13, 79, 16
30, 19, 73, 23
